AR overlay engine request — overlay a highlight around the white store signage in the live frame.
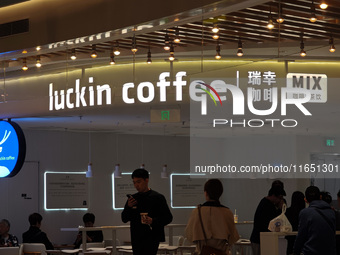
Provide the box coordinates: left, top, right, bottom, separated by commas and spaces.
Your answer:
48, 71, 326, 118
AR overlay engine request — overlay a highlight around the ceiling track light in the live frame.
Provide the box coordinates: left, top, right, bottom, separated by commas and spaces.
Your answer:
174, 27, 180, 43
114, 41, 120, 56
169, 43, 175, 61
237, 39, 243, 57
319, 0, 328, 9
215, 43, 221, 60
110, 53, 115, 65
131, 35, 138, 53
329, 35, 336, 53
91, 45, 97, 58
70, 48, 77, 60
310, 1, 317, 22
212, 23, 219, 33
147, 47, 152, 64
22, 58, 28, 71
36, 55, 41, 68
300, 35, 306, 57
164, 32, 170, 50
276, 1, 284, 23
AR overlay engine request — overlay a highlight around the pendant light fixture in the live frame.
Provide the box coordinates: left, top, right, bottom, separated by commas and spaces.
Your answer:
300, 34, 306, 57
91, 45, 97, 58
215, 41, 221, 60
70, 48, 77, 60
35, 55, 42, 68
110, 53, 116, 65
310, 0, 317, 23
86, 122, 93, 178
169, 43, 175, 61
212, 23, 219, 33
161, 164, 169, 178
319, 0, 328, 9
267, 6, 274, 30
237, 39, 243, 57
212, 31, 219, 40
131, 35, 138, 53
22, 58, 28, 71
114, 41, 121, 56
114, 135, 122, 178
329, 35, 336, 53
164, 31, 170, 50
114, 164, 122, 178
147, 47, 152, 64
174, 27, 180, 43
276, 1, 284, 24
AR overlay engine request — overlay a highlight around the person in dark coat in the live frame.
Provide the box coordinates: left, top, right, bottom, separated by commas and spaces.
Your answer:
285, 191, 305, 255
293, 186, 336, 255
121, 168, 173, 255
22, 213, 54, 250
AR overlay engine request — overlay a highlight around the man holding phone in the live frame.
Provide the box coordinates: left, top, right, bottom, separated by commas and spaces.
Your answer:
121, 168, 173, 255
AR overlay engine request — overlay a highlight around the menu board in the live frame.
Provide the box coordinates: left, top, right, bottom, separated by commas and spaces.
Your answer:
170, 173, 206, 208
112, 173, 135, 210
44, 172, 88, 210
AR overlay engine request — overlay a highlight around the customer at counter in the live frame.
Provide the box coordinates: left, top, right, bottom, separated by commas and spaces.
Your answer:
285, 191, 305, 255
121, 168, 173, 255
185, 179, 239, 254
22, 213, 54, 250
250, 185, 286, 255
0, 219, 19, 247
293, 186, 336, 255
74, 213, 103, 249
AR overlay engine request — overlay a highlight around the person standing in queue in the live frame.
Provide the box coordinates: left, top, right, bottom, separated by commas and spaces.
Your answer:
250, 185, 286, 255
121, 168, 173, 255
185, 179, 240, 254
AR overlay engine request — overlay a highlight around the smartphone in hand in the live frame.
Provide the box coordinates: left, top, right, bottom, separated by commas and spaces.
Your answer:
126, 194, 137, 209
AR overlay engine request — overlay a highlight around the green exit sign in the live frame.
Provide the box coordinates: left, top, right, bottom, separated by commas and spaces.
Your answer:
326, 139, 335, 147
150, 109, 180, 123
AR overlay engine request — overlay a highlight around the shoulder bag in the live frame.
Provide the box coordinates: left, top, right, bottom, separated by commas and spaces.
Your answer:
198, 205, 226, 255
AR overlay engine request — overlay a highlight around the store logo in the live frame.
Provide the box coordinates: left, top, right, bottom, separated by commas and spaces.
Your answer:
0, 121, 26, 178
196, 82, 222, 107
0, 130, 11, 153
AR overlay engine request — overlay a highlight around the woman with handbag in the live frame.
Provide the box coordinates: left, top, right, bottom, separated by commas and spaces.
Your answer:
185, 179, 240, 255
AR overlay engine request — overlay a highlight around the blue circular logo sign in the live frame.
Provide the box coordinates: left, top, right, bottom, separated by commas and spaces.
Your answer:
0, 121, 26, 178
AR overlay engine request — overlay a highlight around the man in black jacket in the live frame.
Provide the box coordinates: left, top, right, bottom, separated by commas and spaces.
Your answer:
22, 212, 54, 250
293, 186, 336, 255
121, 168, 173, 255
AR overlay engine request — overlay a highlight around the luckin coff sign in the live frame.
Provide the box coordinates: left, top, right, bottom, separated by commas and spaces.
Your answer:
48, 71, 327, 127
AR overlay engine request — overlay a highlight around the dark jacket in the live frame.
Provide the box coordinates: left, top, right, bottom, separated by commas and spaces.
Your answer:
250, 197, 281, 244
22, 226, 54, 250
294, 200, 336, 255
121, 189, 172, 246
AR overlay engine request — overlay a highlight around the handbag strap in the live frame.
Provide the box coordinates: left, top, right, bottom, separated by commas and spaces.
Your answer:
198, 205, 208, 244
